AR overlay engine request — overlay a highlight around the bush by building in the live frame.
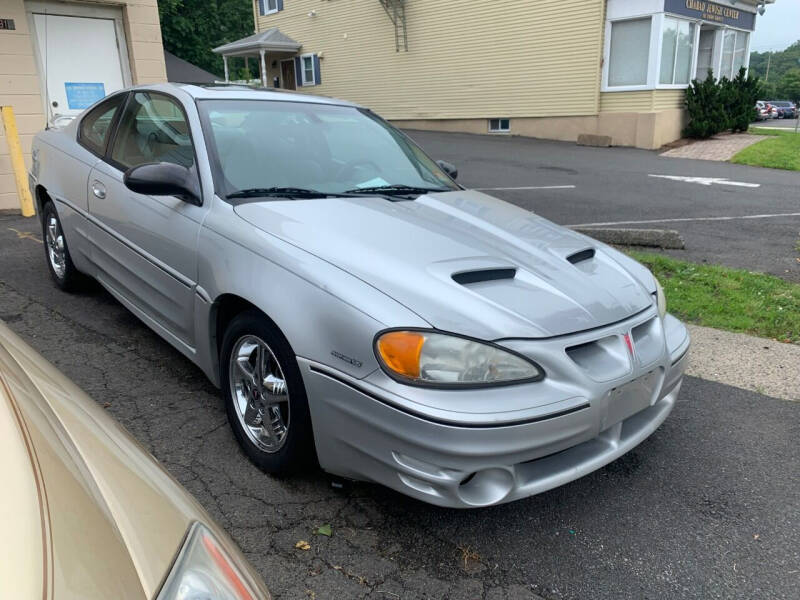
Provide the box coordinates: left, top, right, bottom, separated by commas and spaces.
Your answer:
684, 68, 761, 139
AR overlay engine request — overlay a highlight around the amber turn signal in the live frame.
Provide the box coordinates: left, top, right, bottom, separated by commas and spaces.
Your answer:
376, 331, 426, 379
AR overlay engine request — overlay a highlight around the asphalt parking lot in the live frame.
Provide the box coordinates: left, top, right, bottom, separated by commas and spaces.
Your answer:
405, 130, 800, 282
1, 186, 799, 598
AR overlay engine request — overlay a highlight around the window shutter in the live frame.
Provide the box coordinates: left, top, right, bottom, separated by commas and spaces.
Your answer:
313, 54, 321, 85
277, 0, 284, 10
294, 56, 302, 86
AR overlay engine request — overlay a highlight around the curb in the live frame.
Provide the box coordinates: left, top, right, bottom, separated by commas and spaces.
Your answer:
573, 227, 685, 249
685, 324, 800, 402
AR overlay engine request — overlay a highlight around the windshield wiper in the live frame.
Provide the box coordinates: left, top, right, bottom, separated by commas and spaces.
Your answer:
227, 187, 355, 200
344, 184, 452, 196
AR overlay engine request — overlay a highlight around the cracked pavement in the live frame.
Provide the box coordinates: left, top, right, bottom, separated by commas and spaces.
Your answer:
1, 215, 799, 599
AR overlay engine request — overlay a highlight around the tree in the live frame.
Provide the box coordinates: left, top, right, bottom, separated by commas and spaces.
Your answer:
749, 40, 800, 89
777, 69, 800, 103
158, 0, 255, 77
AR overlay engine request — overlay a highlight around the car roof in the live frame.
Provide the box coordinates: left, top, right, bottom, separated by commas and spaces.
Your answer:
129, 81, 363, 108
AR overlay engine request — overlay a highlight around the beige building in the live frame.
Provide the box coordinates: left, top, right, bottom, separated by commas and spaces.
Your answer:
0, 0, 167, 212
215, 0, 770, 153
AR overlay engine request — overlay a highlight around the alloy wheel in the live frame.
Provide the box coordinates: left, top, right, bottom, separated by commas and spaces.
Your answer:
46, 214, 67, 280
228, 335, 291, 453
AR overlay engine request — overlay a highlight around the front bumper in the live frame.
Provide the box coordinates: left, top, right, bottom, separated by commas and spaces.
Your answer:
301, 310, 690, 508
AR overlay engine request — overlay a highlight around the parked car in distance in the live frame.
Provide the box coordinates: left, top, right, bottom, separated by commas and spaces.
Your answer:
30, 83, 690, 508
754, 101, 769, 121
0, 320, 271, 599
767, 100, 798, 119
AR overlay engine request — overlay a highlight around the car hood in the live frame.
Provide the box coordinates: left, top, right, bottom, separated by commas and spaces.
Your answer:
0, 327, 202, 600
235, 190, 655, 340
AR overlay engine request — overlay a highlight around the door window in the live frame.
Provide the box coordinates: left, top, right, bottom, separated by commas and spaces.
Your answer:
79, 93, 126, 155
110, 92, 195, 170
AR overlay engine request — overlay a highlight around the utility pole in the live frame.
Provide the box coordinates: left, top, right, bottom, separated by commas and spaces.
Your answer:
765, 52, 771, 81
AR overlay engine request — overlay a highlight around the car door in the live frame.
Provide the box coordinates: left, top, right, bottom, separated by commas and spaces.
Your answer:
87, 90, 205, 351
45, 93, 126, 275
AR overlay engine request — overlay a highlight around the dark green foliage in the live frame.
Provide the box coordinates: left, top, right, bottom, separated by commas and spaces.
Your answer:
725, 69, 760, 132
158, 0, 254, 77
684, 71, 727, 138
778, 69, 800, 103
749, 40, 800, 89
684, 68, 762, 138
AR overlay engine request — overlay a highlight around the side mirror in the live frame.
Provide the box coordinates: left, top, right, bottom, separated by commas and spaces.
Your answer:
436, 160, 458, 180
123, 162, 201, 205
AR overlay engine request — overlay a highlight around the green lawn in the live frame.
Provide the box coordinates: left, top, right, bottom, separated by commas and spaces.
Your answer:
733, 129, 800, 170
628, 251, 800, 344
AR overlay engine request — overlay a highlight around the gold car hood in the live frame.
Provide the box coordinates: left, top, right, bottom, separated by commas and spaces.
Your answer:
0, 331, 200, 599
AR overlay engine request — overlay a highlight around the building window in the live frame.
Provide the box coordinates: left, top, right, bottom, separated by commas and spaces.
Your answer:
720, 29, 749, 79
297, 53, 321, 86
302, 55, 314, 84
608, 18, 651, 87
258, 0, 282, 16
659, 17, 695, 85
489, 118, 510, 133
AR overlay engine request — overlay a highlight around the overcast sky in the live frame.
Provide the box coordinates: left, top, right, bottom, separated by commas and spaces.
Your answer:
751, 1, 800, 52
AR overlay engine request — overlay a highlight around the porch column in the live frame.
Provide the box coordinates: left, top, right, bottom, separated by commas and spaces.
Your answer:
260, 49, 267, 88
223, 55, 229, 82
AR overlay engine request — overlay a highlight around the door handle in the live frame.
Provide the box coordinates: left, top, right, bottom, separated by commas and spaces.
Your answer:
92, 180, 106, 199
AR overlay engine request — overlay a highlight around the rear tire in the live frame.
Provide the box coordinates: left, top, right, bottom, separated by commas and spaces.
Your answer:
41, 200, 87, 292
220, 310, 316, 475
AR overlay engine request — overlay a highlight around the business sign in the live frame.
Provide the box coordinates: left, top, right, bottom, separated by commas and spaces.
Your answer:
64, 82, 106, 110
664, 0, 756, 30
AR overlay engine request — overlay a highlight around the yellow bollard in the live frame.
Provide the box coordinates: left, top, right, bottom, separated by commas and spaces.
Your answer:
1, 105, 35, 217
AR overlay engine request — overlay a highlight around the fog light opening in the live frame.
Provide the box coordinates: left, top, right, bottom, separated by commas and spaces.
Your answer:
457, 468, 514, 507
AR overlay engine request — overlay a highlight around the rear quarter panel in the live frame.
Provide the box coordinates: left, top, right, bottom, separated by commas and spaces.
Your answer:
33, 126, 99, 273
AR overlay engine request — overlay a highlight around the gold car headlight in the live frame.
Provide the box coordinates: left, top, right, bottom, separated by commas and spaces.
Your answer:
375, 329, 543, 387
655, 278, 667, 319
157, 523, 260, 600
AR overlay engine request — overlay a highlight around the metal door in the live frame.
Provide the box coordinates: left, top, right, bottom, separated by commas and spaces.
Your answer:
31, 11, 128, 125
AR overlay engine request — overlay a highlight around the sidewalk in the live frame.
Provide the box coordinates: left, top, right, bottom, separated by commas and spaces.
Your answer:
660, 133, 767, 161
686, 324, 800, 401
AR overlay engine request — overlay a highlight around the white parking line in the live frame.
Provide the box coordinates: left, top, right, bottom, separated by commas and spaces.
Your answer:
649, 174, 760, 188
473, 185, 577, 191
569, 212, 800, 228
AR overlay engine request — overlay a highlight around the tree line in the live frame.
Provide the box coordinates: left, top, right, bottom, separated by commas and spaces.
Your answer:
158, 0, 255, 78
749, 41, 800, 102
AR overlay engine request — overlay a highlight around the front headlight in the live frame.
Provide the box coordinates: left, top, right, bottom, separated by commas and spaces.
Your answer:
157, 523, 261, 600
375, 329, 543, 387
654, 278, 667, 319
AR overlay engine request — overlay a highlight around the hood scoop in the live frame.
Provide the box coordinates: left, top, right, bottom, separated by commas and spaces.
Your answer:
567, 248, 595, 265
453, 268, 517, 286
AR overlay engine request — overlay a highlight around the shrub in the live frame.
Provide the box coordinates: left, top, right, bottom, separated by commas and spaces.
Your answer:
684, 68, 761, 138
727, 69, 760, 132
684, 71, 727, 138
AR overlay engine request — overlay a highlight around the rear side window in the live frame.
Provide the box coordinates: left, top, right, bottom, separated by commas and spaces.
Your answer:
79, 94, 125, 156
110, 91, 195, 170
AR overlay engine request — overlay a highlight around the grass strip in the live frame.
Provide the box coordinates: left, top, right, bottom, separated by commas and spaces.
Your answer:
733, 129, 800, 170
629, 251, 800, 344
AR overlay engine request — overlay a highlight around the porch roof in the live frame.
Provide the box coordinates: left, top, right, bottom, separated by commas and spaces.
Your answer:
212, 28, 302, 57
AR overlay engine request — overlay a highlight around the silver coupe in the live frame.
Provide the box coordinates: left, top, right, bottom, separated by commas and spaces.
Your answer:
30, 84, 690, 508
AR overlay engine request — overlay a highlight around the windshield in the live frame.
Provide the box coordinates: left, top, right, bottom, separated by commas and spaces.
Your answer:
198, 99, 459, 199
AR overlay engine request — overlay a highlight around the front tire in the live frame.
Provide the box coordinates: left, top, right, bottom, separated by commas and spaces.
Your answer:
41, 200, 86, 292
220, 310, 316, 475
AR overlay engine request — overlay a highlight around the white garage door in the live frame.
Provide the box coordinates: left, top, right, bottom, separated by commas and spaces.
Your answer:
32, 12, 127, 124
